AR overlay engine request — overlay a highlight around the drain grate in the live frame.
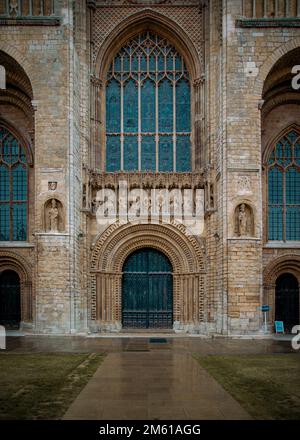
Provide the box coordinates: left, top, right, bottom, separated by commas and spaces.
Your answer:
149, 338, 168, 344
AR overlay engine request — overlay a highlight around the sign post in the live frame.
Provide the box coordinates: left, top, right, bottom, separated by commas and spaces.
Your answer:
260, 305, 270, 334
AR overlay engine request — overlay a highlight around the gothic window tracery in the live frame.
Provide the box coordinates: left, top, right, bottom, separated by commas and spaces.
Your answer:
105, 31, 191, 172
267, 129, 300, 241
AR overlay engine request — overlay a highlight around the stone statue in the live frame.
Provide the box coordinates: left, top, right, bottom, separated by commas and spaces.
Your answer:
238, 203, 248, 236
49, 199, 59, 232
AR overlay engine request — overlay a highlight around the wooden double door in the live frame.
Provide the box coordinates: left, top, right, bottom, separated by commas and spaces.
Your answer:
122, 248, 173, 329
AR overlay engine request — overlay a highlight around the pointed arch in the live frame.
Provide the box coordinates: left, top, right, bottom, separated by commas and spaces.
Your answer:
95, 9, 202, 80
263, 123, 300, 166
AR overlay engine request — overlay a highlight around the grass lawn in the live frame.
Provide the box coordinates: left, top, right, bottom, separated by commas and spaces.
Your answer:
195, 354, 300, 420
0, 352, 104, 420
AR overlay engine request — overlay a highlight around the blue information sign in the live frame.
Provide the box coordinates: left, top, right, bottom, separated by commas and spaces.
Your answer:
261, 305, 270, 312
275, 321, 284, 334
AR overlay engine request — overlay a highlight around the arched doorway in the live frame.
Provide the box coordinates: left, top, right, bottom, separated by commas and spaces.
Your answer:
0, 270, 21, 328
122, 248, 173, 329
275, 273, 299, 332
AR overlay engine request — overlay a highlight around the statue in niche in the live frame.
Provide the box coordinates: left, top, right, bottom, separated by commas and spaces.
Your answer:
238, 203, 247, 236
49, 199, 59, 232
235, 203, 254, 237
45, 198, 64, 232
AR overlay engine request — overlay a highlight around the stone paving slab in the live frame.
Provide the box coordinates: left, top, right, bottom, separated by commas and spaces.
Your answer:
63, 351, 251, 420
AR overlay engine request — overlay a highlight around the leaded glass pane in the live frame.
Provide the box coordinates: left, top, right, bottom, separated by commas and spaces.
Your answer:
286, 167, 300, 205
105, 31, 191, 172
268, 207, 283, 241
106, 136, 121, 172
124, 137, 138, 171
176, 136, 191, 172
141, 79, 155, 133
0, 204, 10, 241
158, 79, 173, 133
176, 80, 190, 132
12, 164, 27, 201
286, 207, 300, 241
159, 136, 173, 171
12, 203, 27, 241
124, 80, 138, 133
268, 167, 283, 204
0, 165, 9, 201
142, 136, 156, 171
106, 79, 121, 133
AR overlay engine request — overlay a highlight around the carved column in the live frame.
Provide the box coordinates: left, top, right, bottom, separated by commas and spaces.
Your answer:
90, 76, 102, 170
193, 75, 205, 168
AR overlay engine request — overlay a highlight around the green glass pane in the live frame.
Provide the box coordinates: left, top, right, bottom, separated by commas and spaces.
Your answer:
124, 80, 138, 133
124, 137, 138, 171
268, 167, 283, 204
0, 165, 9, 201
0, 203, 10, 241
142, 136, 156, 171
286, 207, 300, 241
268, 207, 283, 241
12, 164, 27, 201
106, 79, 121, 133
159, 136, 173, 171
286, 167, 300, 205
12, 203, 27, 241
106, 136, 121, 172
158, 80, 173, 133
176, 136, 191, 172
176, 79, 190, 132
141, 79, 155, 133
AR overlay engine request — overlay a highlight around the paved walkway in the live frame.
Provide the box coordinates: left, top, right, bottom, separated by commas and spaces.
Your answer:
63, 350, 251, 420
6, 334, 295, 420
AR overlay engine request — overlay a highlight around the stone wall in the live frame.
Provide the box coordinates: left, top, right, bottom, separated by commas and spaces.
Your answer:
0, 0, 299, 335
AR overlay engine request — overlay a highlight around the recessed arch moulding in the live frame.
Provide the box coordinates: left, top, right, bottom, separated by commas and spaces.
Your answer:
89, 222, 208, 334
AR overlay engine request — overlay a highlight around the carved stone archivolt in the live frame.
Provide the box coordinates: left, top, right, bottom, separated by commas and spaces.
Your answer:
89, 222, 206, 332
263, 255, 300, 323
0, 251, 33, 325
44, 198, 64, 233
234, 203, 254, 237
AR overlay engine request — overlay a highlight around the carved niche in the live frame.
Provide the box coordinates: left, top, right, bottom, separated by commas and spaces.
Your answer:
234, 203, 254, 237
44, 198, 64, 233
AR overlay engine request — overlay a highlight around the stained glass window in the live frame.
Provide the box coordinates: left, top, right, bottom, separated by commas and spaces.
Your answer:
268, 130, 300, 241
105, 32, 191, 172
0, 126, 28, 241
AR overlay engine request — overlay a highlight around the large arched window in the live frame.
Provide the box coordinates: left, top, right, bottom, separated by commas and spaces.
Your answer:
267, 129, 300, 241
105, 31, 191, 172
0, 126, 29, 241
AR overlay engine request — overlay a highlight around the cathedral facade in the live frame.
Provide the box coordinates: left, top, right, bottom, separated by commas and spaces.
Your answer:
0, 0, 299, 336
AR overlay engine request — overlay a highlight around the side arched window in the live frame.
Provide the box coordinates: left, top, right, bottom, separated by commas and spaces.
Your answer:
0, 126, 29, 241
267, 129, 300, 241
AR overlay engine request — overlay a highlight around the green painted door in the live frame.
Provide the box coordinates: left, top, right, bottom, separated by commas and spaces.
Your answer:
0, 270, 21, 328
122, 248, 173, 329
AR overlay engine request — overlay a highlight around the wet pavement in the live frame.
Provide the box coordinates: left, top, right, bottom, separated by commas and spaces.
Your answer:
4, 334, 298, 420
63, 351, 251, 420
4, 334, 297, 355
